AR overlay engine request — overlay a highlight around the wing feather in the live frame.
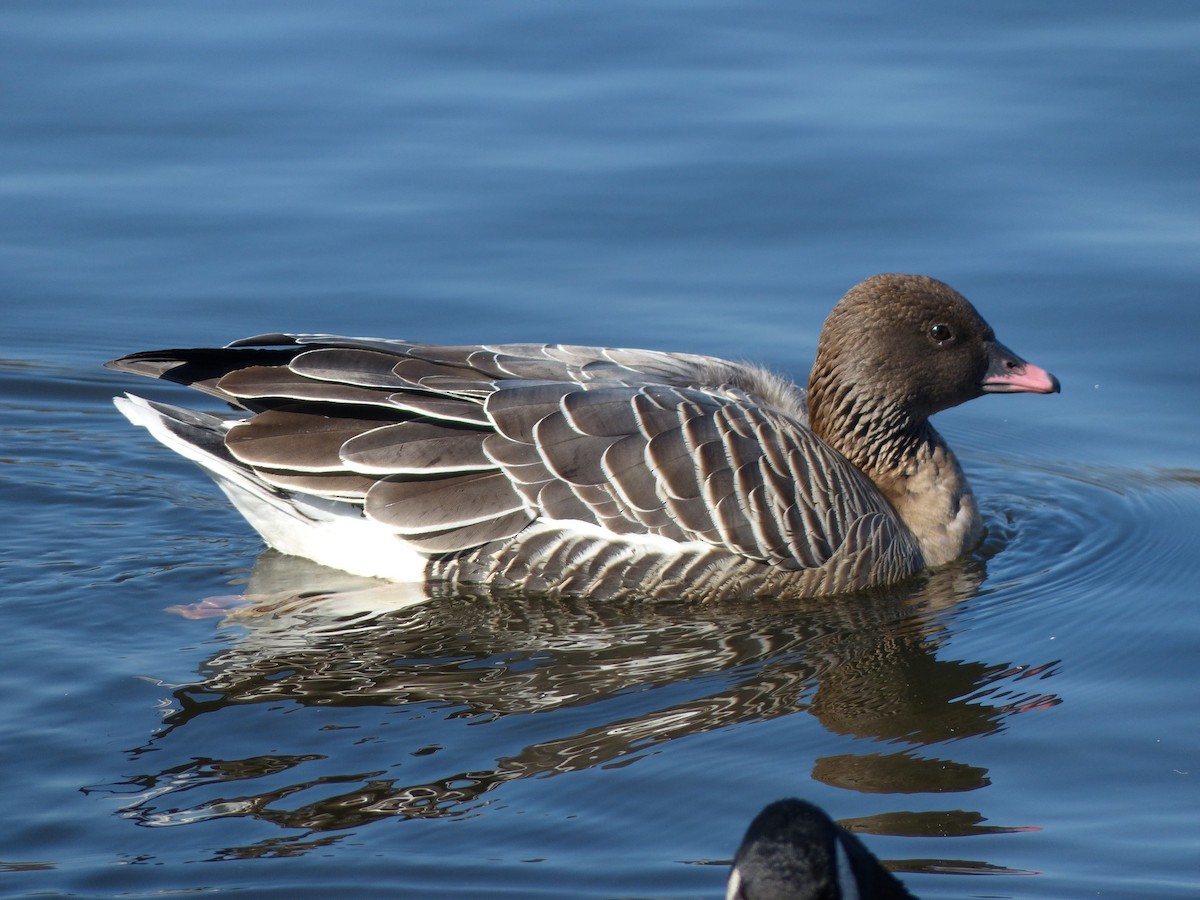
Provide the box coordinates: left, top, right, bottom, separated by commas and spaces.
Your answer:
387, 394, 490, 426
365, 471, 529, 534
226, 410, 384, 471
532, 415, 623, 486
535, 480, 597, 522
402, 509, 533, 554
341, 422, 493, 474
600, 434, 659, 513
289, 348, 409, 388
217, 367, 391, 407
253, 469, 377, 500
645, 427, 700, 500
486, 384, 573, 442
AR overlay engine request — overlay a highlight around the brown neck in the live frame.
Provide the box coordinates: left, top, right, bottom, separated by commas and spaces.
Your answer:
806, 369, 926, 480
807, 373, 982, 566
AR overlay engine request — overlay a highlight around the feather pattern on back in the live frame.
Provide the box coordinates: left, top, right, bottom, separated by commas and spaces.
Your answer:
110, 333, 916, 597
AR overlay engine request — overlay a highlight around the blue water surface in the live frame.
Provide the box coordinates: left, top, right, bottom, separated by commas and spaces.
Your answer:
2, 2, 1198, 898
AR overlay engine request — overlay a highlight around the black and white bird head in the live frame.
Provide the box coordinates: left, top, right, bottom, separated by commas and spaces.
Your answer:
726, 799, 916, 900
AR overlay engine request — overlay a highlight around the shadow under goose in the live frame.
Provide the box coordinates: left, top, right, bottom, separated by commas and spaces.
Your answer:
87, 553, 1058, 859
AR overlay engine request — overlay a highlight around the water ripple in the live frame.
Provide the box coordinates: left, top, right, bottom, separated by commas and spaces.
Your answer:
970, 460, 1200, 620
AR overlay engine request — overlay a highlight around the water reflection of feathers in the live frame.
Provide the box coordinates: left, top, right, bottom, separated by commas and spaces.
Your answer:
103, 550, 1060, 839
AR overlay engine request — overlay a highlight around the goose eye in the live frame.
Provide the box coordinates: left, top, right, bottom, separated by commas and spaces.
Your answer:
928, 323, 953, 343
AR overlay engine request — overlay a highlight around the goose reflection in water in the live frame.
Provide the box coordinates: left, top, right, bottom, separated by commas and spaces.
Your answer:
90, 550, 1057, 871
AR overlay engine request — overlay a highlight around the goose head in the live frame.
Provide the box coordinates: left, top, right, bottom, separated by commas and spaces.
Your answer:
807, 273, 1059, 475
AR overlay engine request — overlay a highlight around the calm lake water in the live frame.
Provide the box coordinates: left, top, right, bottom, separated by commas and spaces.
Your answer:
2, 3, 1199, 898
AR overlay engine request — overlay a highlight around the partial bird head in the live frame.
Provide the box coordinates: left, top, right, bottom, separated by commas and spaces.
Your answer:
727, 798, 917, 900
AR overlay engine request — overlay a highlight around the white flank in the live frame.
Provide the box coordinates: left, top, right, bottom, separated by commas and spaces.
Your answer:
115, 394, 427, 582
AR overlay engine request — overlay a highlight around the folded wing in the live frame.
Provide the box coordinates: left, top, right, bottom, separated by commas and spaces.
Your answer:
108, 334, 909, 569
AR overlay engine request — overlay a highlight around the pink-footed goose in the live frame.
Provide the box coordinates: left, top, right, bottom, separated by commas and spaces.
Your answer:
108, 274, 1059, 601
